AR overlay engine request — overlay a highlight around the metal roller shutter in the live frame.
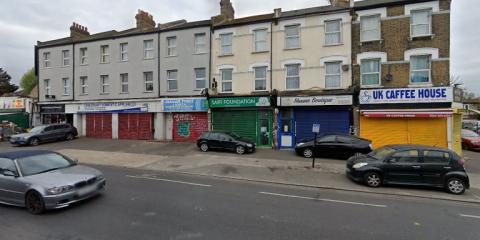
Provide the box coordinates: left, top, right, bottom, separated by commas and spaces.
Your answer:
118, 113, 152, 140
212, 110, 257, 142
295, 109, 350, 143
173, 112, 208, 142
86, 114, 112, 139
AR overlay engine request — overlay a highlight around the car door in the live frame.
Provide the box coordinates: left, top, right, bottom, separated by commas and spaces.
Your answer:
335, 136, 357, 159
40, 126, 56, 142
219, 134, 236, 151
383, 150, 422, 184
207, 133, 221, 149
0, 158, 25, 205
419, 150, 451, 186
315, 135, 337, 157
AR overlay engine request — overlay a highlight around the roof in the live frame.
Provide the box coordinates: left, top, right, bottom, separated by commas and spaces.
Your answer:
386, 144, 451, 151
354, 0, 434, 9
280, 5, 348, 19
0, 150, 57, 159
213, 13, 274, 29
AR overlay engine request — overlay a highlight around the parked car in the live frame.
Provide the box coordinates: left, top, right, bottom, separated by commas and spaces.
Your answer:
295, 134, 373, 160
0, 150, 106, 214
9, 123, 78, 146
346, 145, 469, 194
462, 120, 480, 134
197, 131, 256, 154
461, 129, 480, 150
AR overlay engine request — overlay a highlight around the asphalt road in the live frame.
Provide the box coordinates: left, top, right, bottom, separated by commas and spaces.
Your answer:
1, 165, 479, 240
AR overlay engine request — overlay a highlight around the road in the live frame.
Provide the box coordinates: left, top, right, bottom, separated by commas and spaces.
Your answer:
1, 165, 479, 240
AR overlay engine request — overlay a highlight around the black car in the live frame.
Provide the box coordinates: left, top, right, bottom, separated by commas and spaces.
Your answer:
346, 145, 470, 194
197, 131, 256, 154
9, 124, 78, 146
295, 134, 373, 159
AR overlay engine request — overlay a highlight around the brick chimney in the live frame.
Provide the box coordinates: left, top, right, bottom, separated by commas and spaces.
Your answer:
135, 9, 156, 30
274, 8, 282, 18
70, 22, 90, 40
329, 0, 352, 7
212, 0, 235, 25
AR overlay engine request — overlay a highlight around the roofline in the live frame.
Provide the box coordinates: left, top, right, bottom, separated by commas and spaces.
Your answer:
353, 0, 435, 10
278, 7, 350, 20
212, 18, 273, 30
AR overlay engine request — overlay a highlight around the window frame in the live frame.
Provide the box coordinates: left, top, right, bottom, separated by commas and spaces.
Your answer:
360, 14, 381, 42
194, 33, 207, 54
284, 24, 301, 49
100, 45, 110, 63
166, 70, 178, 92
410, 55, 431, 85
44, 79, 51, 95
62, 77, 69, 96
80, 76, 88, 95
285, 64, 300, 90
62, 50, 70, 67
253, 66, 268, 91
100, 75, 110, 94
194, 68, 206, 90
144, 72, 154, 93
422, 150, 450, 164
79, 48, 88, 65
43, 52, 51, 68
220, 68, 233, 93
220, 33, 233, 56
143, 39, 154, 59
389, 150, 420, 164
120, 42, 128, 62
253, 28, 268, 52
324, 61, 342, 89
120, 73, 129, 94
324, 19, 342, 46
166, 36, 177, 57
360, 58, 382, 87
410, 8, 432, 38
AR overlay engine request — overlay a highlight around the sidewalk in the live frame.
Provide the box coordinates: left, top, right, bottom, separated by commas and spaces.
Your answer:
59, 148, 480, 204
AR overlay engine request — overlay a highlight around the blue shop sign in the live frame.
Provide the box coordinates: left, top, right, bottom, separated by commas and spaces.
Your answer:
163, 98, 208, 112
359, 87, 453, 105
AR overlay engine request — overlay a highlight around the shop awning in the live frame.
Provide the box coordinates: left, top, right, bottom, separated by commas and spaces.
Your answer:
362, 109, 453, 118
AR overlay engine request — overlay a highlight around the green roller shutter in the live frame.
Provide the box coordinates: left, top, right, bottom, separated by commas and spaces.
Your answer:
212, 110, 257, 143
0, 112, 29, 128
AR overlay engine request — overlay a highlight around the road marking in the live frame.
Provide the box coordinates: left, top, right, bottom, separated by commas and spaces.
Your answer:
460, 214, 480, 219
259, 191, 387, 208
126, 175, 212, 187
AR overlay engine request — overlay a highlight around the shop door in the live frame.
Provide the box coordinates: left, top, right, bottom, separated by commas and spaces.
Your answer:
173, 112, 208, 142
257, 111, 272, 147
118, 113, 153, 140
212, 110, 257, 144
86, 114, 112, 139
294, 109, 350, 144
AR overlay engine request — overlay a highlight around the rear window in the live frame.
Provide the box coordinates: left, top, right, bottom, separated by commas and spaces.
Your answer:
337, 136, 355, 144
201, 132, 210, 139
423, 150, 450, 164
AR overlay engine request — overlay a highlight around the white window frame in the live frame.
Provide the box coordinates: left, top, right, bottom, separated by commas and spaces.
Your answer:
62, 50, 70, 66
253, 67, 267, 91
194, 33, 207, 54
44, 79, 51, 95
62, 77, 69, 95
120, 43, 128, 61
285, 24, 300, 49
360, 14, 381, 42
410, 8, 432, 38
360, 58, 382, 87
324, 19, 342, 46
167, 37, 177, 57
80, 76, 88, 95
253, 29, 268, 52
167, 70, 178, 91
100, 45, 109, 63
285, 64, 300, 90
80, 48, 88, 65
100, 75, 110, 94
43, 52, 51, 68
120, 73, 128, 93
410, 55, 431, 85
324, 61, 342, 89
144, 72, 154, 93
144, 40, 154, 59
220, 69, 233, 93
220, 33, 233, 56
195, 68, 206, 90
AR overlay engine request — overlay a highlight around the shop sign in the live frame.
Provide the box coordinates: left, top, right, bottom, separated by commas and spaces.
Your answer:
76, 102, 149, 113
0, 97, 25, 109
209, 97, 270, 108
40, 104, 65, 113
163, 98, 208, 112
363, 111, 452, 118
278, 95, 352, 106
360, 87, 453, 105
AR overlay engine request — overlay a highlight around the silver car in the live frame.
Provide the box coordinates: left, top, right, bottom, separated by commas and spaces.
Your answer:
0, 150, 106, 214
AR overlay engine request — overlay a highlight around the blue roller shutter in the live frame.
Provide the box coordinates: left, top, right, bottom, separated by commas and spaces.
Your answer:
294, 108, 350, 143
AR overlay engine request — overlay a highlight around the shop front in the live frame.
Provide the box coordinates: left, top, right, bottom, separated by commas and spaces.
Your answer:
359, 87, 462, 154
162, 98, 208, 142
277, 95, 353, 148
39, 104, 72, 125
209, 96, 272, 147
0, 97, 30, 128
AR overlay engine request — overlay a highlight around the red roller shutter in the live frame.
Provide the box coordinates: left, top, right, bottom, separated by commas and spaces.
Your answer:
86, 114, 112, 139
119, 113, 153, 140
173, 112, 208, 142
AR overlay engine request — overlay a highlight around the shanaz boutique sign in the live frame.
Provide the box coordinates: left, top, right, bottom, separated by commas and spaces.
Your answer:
209, 97, 271, 108
360, 87, 453, 104
278, 95, 353, 106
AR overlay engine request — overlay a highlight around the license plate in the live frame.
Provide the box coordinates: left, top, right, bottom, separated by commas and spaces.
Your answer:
77, 185, 96, 197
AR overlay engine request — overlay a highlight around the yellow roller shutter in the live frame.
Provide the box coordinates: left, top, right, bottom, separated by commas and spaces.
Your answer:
407, 118, 447, 148
360, 116, 408, 148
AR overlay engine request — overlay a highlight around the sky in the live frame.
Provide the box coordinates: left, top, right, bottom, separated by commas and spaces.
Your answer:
0, 0, 478, 94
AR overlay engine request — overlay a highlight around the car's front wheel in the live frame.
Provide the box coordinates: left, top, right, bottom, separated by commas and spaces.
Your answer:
65, 132, 75, 141
364, 172, 382, 188
236, 145, 245, 155
25, 191, 45, 214
446, 177, 466, 195
302, 148, 313, 158
29, 137, 40, 146
200, 143, 209, 152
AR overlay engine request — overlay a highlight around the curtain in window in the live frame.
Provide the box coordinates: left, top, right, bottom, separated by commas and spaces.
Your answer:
222, 69, 233, 92
361, 59, 380, 85
411, 10, 430, 36
255, 30, 267, 51
325, 21, 341, 45
285, 26, 300, 48
286, 65, 300, 89
221, 34, 233, 54
254, 67, 267, 91
361, 15, 380, 41
325, 62, 341, 88
411, 56, 430, 83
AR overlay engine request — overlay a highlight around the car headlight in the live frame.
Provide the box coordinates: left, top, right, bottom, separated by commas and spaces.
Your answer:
368, 143, 373, 150
246, 143, 253, 147
353, 163, 368, 169
47, 185, 74, 195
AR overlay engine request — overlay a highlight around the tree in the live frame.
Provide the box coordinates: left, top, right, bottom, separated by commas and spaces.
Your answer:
0, 68, 18, 95
20, 68, 36, 95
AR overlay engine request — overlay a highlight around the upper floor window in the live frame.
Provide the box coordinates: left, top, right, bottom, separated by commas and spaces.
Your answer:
411, 9, 432, 37
195, 68, 206, 90
361, 15, 381, 42
285, 64, 300, 90
144, 40, 154, 59
120, 43, 128, 61
100, 75, 110, 94
80, 48, 87, 65
120, 73, 128, 93
221, 69, 233, 92
220, 33, 233, 55
410, 55, 431, 84
325, 20, 341, 45
253, 29, 268, 52
325, 62, 341, 89
167, 37, 177, 56
254, 67, 267, 91
361, 59, 381, 87
285, 25, 300, 49
144, 72, 154, 92
100, 45, 109, 63
194, 33, 207, 54
62, 77, 69, 95
167, 70, 178, 91
80, 76, 88, 95
43, 52, 51, 68
62, 50, 70, 66
44, 79, 51, 95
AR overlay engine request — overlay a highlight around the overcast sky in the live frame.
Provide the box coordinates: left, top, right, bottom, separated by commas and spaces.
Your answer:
0, 0, 478, 94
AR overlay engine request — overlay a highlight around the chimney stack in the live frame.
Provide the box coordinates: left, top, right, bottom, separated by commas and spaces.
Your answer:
274, 8, 282, 18
135, 9, 156, 30
212, 0, 235, 25
329, 0, 352, 7
70, 22, 90, 40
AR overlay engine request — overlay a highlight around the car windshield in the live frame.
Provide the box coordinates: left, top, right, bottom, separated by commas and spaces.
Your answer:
16, 153, 74, 176
462, 130, 479, 137
228, 132, 241, 139
30, 126, 45, 134
368, 147, 396, 160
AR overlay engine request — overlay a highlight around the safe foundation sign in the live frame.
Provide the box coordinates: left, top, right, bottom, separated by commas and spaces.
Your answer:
359, 87, 453, 104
